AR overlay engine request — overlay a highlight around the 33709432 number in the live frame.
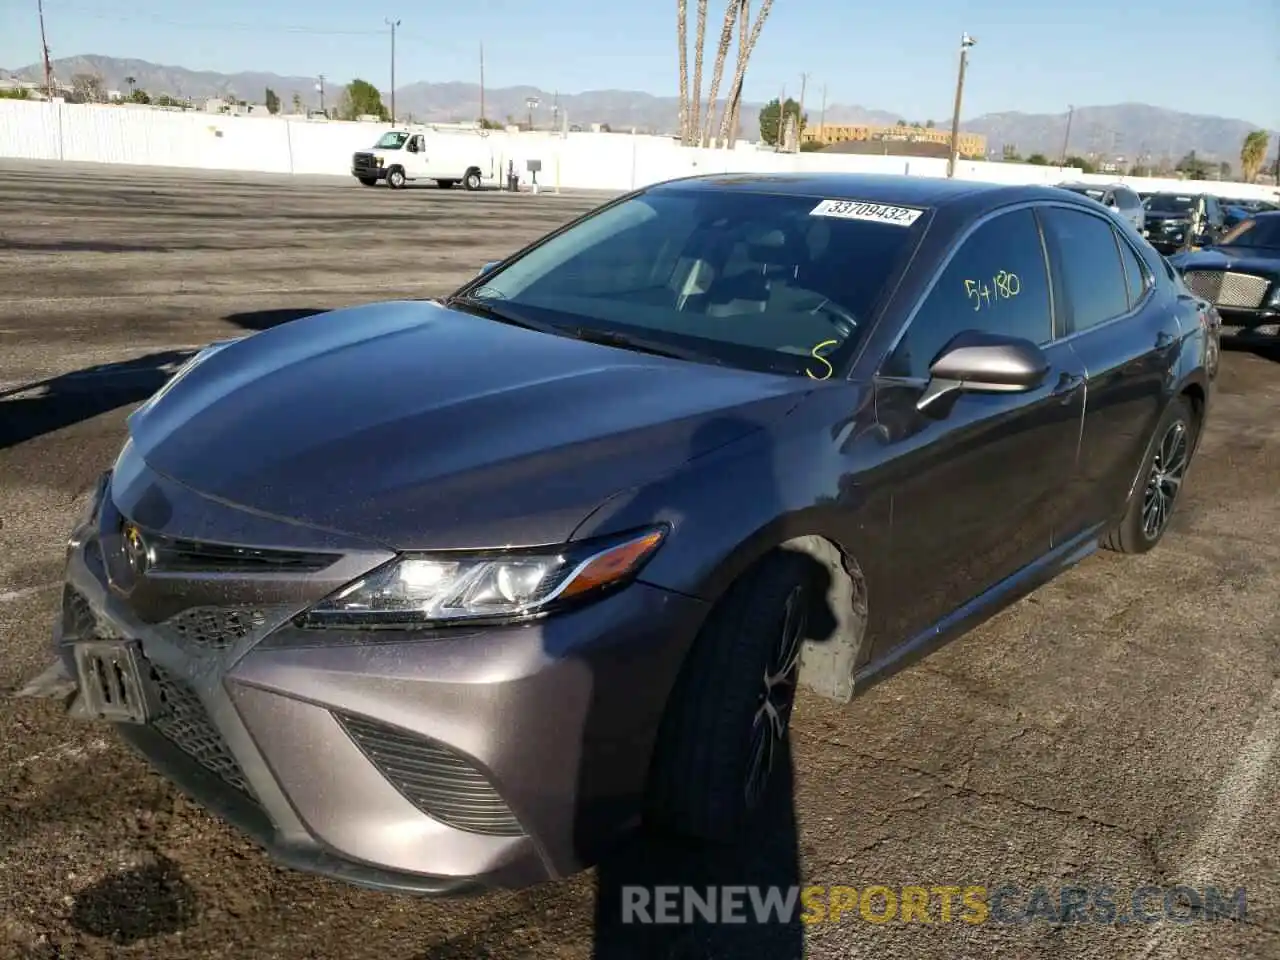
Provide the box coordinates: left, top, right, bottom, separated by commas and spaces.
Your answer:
963, 271, 1020, 311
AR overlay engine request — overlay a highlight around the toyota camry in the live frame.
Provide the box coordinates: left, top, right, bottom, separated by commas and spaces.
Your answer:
52, 172, 1216, 895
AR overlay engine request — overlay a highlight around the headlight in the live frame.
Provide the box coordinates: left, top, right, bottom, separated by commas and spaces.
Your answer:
296, 526, 668, 629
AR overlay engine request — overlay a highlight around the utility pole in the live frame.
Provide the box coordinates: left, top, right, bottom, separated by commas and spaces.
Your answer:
1060, 105, 1074, 165
316, 75, 325, 115
37, 0, 54, 98
797, 72, 809, 151
479, 42, 485, 126
775, 83, 785, 152
818, 84, 827, 142
946, 33, 975, 179
385, 18, 400, 123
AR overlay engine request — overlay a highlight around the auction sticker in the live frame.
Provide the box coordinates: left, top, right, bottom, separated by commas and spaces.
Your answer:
809, 199, 924, 226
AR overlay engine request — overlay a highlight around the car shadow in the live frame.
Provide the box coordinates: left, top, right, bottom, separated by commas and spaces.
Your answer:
0, 350, 196, 451
223, 307, 329, 331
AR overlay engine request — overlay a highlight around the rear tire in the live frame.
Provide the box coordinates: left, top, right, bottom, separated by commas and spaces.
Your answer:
645, 551, 818, 843
1102, 396, 1196, 554
463, 170, 483, 191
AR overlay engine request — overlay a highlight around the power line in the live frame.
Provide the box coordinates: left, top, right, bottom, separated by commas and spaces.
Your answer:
38, 3, 422, 38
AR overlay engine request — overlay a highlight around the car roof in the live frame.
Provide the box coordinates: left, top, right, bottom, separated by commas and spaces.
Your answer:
1058, 181, 1127, 190
644, 171, 1079, 215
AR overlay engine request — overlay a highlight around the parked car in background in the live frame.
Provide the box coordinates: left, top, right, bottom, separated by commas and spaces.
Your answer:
1220, 198, 1279, 229
1170, 211, 1280, 339
1143, 192, 1226, 253
52, 173, 1216, 896
1056, 182, 1145, 232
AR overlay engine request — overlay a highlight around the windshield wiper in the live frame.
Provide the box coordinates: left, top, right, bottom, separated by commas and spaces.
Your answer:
564, 327, 725, 365
445, 295, 723, 366
443, 295, 563, 334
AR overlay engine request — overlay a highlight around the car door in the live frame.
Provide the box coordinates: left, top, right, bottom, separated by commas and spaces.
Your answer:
1037, 204, 1179, 536
1204, 195, 1225, 241
407, 134, 427, 177
871, 205, 1087, 651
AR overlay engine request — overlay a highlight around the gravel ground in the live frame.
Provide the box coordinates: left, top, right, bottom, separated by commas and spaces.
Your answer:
1, 160, 1278, 960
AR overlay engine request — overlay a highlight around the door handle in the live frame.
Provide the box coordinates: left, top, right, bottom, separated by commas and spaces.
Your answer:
1054, 371, 1084, 403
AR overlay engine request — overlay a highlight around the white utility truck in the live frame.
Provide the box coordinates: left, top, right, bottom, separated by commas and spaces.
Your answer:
350, 130, 497, 190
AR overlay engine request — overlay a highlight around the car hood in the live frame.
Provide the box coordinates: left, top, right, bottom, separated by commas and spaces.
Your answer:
1169, 246, 1280, 275
128, 300, 812, 549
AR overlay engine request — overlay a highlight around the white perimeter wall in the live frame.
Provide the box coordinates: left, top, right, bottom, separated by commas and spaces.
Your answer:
2, 100, 1277, 201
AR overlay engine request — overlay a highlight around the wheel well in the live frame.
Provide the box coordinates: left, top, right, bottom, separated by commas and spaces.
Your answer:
1181, 382, 1205, 431
762, 535, 868, 703
465, 166, 481, 177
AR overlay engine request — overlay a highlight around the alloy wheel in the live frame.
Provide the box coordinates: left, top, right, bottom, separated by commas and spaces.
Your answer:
744, 585, 807, 808
1141, 419, 1189, 541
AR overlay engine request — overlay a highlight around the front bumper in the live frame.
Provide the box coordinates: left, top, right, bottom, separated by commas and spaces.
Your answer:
57, 468, 707, 894
352, 166, 385, 181
1217, 306, 1280, 337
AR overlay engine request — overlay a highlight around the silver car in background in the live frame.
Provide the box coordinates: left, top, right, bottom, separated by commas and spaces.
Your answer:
1057, 182, 1146, 233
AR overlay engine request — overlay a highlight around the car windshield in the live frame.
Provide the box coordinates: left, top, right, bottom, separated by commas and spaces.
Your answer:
374, 132, 409, 149
1217, 216, 1280, 249
1064, 185, 1106, 201
462, 187, 926, 377
1145, 194, 1195, 214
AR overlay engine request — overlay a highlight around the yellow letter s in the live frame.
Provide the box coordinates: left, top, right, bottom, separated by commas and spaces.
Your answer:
806, 339, 839, 380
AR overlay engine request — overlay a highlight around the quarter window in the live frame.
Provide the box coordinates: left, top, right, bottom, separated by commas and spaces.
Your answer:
1038, 207, 1130, 332
882, 208, 1052, 379
1115, 234, 1150, 309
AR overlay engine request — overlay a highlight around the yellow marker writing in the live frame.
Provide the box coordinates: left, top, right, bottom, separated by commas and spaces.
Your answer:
806, 339, 839, 380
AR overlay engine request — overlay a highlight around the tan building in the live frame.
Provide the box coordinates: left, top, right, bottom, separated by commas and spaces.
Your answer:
802, 122, 986, 159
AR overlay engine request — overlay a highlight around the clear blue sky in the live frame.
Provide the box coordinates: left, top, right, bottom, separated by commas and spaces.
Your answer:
2, 0, 1277, 125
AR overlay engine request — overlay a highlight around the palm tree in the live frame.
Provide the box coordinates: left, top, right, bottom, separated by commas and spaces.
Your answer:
717, 0, 774, 146
726, 0, 750, 146
690, 0, 708, 145
124, 75, 135, 96
1240, 131, 1269, 183
677, 0, 690, 143
701, 0, 740, 147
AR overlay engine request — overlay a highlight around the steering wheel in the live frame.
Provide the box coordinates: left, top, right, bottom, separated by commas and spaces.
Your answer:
814, 299, 859, 341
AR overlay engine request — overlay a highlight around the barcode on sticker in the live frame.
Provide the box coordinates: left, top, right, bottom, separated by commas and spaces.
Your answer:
810, 199, 924, 226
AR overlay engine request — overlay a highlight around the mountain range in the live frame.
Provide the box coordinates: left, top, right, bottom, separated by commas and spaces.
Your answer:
3, 55, 1276, 167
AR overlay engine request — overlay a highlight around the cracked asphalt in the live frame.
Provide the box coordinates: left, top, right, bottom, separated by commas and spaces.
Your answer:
1, 161, 1278, 960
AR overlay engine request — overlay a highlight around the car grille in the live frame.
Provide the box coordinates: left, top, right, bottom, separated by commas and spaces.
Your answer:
1182, 271, 1270, 309
353, 152, 378, 171
150, 665, 256, 799
335, 712, 525, 837
162, 607, 267, 651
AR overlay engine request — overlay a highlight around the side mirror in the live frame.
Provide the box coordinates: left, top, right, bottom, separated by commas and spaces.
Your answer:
477, 261, 500, 277
917, 331, 1050, 413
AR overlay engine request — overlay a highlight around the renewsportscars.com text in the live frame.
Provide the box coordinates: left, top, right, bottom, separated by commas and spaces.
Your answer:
621, 884, 1247, 925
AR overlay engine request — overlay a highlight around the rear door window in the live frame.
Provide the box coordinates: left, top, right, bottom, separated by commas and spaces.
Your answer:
1038, 207, 1131, 332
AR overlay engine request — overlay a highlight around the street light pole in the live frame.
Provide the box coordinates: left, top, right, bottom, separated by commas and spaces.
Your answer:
946, 33, 975, 179
316, 75, 325, 115
1060, 105, 1075, 166
386, 18, 400, 122
796, 73, 809, 152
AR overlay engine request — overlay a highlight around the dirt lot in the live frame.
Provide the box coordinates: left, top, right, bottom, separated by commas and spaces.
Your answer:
1, 161, 1278, 960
